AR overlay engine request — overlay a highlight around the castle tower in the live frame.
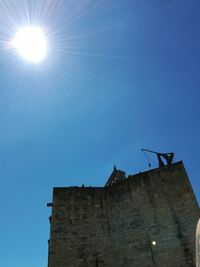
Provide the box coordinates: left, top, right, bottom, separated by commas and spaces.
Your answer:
47, 161, 199, 267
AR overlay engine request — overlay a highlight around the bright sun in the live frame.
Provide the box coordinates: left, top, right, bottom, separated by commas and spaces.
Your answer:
13, 26, 47, 63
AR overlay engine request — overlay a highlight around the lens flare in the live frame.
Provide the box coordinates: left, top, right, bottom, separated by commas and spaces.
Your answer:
13, 26, 47, 63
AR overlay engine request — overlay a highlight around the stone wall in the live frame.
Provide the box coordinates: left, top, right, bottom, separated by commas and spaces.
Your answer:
197, 219, 200, 267
48, 162, 199, 267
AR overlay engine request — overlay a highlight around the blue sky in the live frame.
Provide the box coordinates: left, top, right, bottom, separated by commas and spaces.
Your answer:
0, 1, 200, 266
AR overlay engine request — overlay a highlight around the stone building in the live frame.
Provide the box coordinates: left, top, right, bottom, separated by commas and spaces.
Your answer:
47, 161, 199, 267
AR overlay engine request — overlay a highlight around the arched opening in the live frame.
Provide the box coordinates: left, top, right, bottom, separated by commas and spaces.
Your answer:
196, 219, 200, 267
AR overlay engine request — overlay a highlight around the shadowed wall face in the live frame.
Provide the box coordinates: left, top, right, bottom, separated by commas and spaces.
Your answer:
197, 220, 200, 267
48, 162, 199, 267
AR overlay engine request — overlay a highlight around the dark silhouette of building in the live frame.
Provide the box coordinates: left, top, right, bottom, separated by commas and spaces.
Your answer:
47, 161, 199, 267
